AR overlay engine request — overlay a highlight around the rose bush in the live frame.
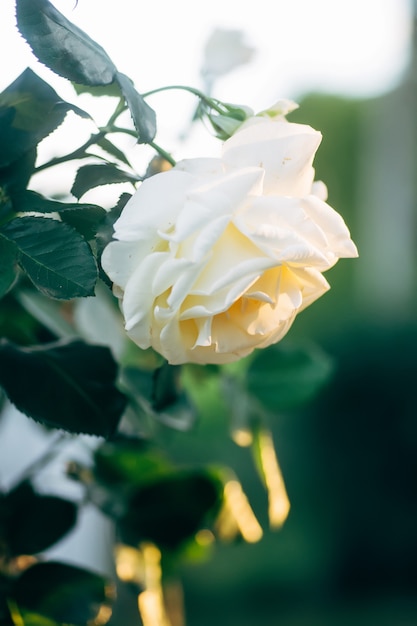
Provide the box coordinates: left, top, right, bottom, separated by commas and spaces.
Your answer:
101, 105, 358, 365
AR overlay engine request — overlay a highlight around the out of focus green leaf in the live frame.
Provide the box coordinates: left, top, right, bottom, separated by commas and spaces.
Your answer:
2, 482, 77, 557
71, 163, 140, 200
247, 342, 333, 412
0, 150, 37, 209
94, 437, 172, 489
0, 69, 89, 168
11, 561, 114, 626
14, 610, 59, 626
152, 362, 181, 412
16, 290, 76, 341
123, 364, 196, 431
16, 0, 117, 86
0, 216, 98, 300
0, 239, 18, 299
0, 339, 127, 436
119, 470, 223, 551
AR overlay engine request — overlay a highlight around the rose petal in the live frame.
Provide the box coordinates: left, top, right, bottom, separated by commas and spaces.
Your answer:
222, 119, 322, 196
112, 169, 194, 241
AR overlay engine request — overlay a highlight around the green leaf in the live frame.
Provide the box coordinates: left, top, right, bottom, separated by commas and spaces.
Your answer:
152, 362, 181, 411
2, 482, 77, 556
120, 470, 223, 550
0, 69, 89, 168
123, 364, 196, 432
72, 81, 122, 99
11, 562, 114, 626
0, 238, 19, 298
16, 289, 76, 340
0, 150, 37, 207
94, 438, 172, 489
0, 339, 127, 436
11, 191, 107, 241
247, 342, 333, 412
60, 205, 107, 241
95, 137, 132, 167
15, 0, 117, 86
152, 362, 196, 430
115, 72, 156, 144
13, 610, 58, 626
71, 163, 140, 200
0, 216, 98, 300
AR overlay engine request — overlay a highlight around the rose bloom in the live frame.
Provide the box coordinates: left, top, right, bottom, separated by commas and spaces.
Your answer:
101, 107, 358, 365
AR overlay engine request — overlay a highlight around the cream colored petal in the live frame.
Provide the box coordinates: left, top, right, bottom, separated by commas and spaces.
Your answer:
180, 273, 259, 319
121, 252, 169, 347
222, 119, 322, 196
175, 157, 224, 177
175, 214, 231, 263
311, 180, 328, 201
235, 196, 332, 267
191, 223, 273, 296
156, 317, 196, 364
161, 167, 263, 251
101, 239, 155, 291
287, 266, 330, 311
301, 195, 359, 262
112, 169, 193, 241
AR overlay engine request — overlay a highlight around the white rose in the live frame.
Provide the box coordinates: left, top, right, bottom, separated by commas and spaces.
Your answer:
101, 115, 357, 365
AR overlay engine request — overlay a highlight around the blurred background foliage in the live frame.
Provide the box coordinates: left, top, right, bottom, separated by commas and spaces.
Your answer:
164, 39, 417, 626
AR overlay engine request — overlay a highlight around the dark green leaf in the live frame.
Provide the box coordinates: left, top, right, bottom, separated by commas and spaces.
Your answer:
247, 342, 333, 411
0, 238, 19, 298
3, 482, 77, 556
94, 437, 172, 489
152, 362, 196, 430
152, 362, 181, 411
13, 611, 58, 626
0, 69, 89, 168
12, 191, 107, 241
123, 364, 196, 431
0, 149, 37, 208
0, 216, 98, 299
72, 81, 123, 98
0, 339, 127, 436
0, 292, 54, 346
11, 561, 114, 626
71, 164, 140, 200
16, 0, 117, 86
60, 205, 107, 241
115, 72, 156, 144
95, 137, 132, 167
120, 470, 223, 550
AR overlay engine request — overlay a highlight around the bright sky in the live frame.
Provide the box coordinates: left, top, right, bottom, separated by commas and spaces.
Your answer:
0, 0, 413, 199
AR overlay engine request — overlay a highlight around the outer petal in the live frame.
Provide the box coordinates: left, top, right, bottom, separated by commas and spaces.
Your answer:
222, 118, 322, 196
301, 195, 359, 266
235, 195, 332, 267
112, 169, 195, 241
